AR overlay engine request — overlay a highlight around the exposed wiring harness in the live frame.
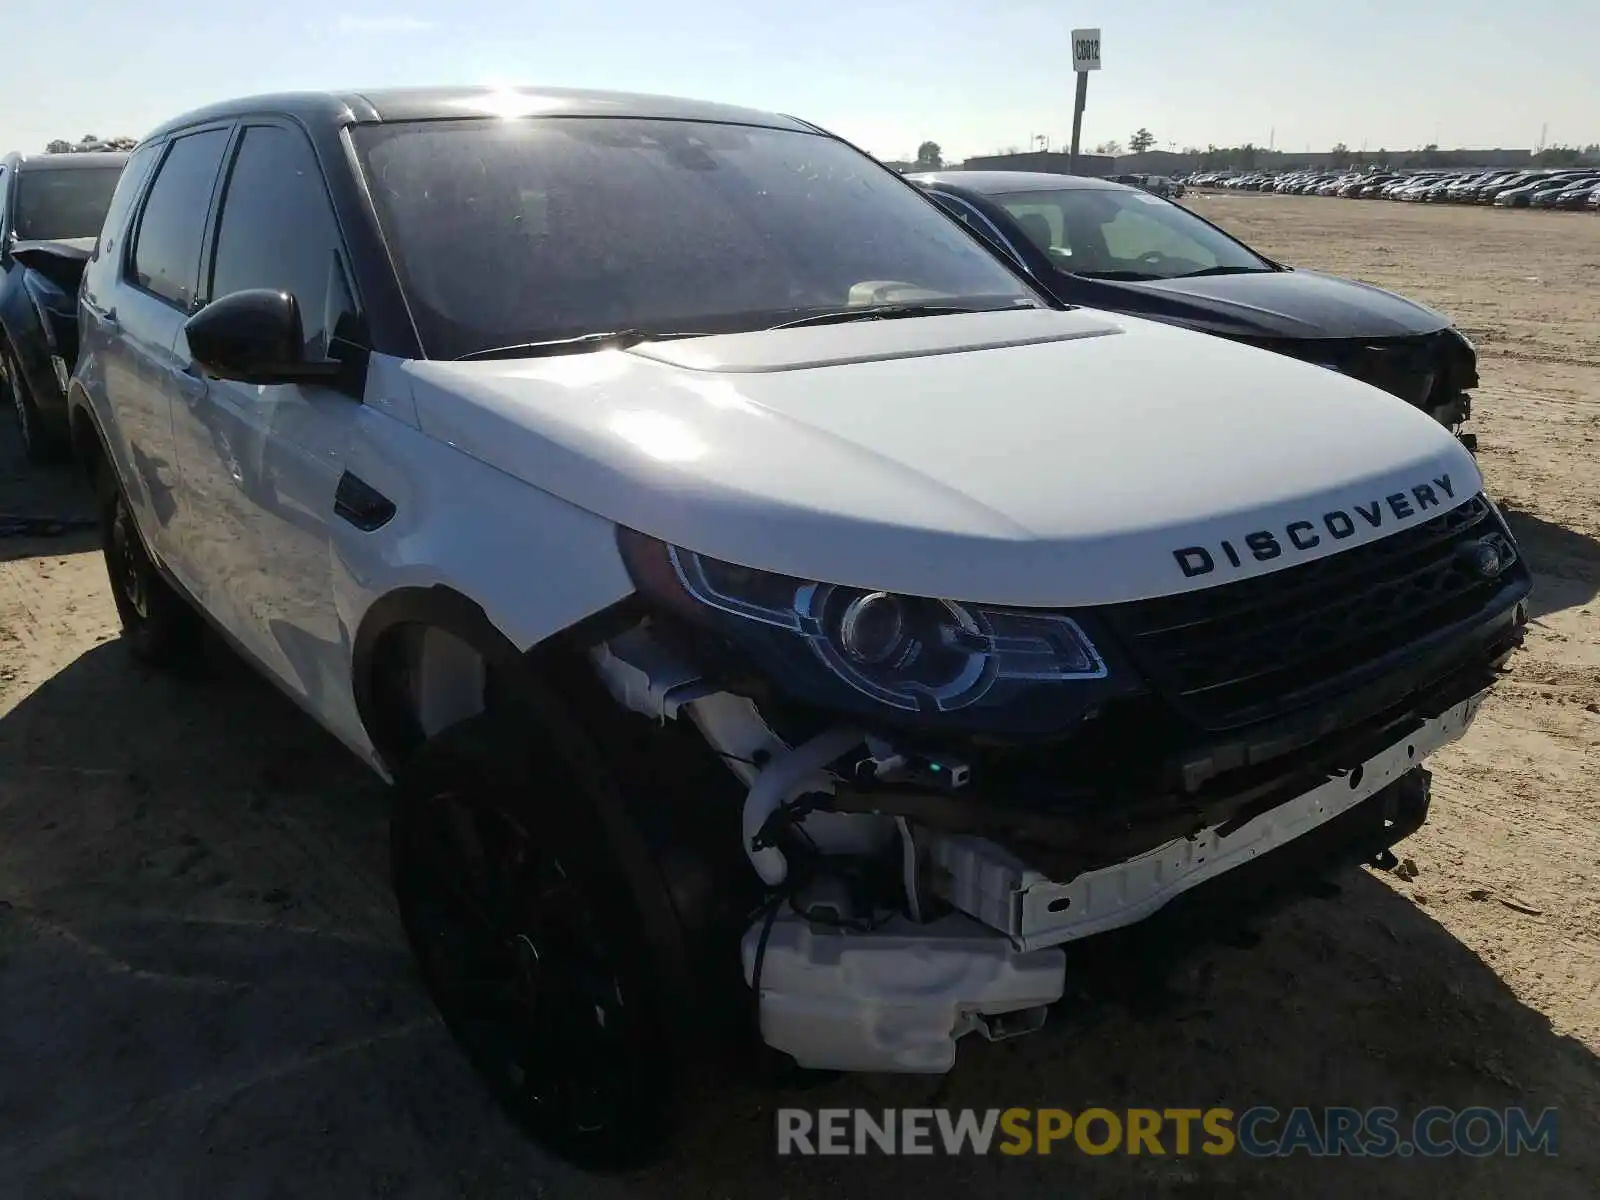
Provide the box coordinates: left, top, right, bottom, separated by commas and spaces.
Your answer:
746, 793, 900, 1021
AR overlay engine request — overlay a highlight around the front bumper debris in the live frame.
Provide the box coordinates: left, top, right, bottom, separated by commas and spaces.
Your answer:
740, 910, 1064, 1074
742, 692, 1483, 1073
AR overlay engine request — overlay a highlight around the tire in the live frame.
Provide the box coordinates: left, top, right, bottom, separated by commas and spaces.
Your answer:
391, 711, 674, 1170
98, 476, 205, 668
1, 339, 61, 465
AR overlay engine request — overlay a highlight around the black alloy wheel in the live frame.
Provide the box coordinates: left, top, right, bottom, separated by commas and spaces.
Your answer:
391, 715, 671, 1169
98, 480, 204, 667
1, 341, 52, 463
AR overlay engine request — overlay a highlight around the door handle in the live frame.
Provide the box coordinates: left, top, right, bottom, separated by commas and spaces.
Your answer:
84, 303, 119, 335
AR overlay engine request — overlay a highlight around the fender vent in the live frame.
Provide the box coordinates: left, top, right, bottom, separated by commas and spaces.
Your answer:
334, 470, 396, 531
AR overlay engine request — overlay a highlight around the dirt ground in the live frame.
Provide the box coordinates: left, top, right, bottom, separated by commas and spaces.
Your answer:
0, 194, 1596, 1199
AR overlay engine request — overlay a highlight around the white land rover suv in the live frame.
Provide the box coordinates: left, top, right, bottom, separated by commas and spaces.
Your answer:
69, 87, 1530, 1167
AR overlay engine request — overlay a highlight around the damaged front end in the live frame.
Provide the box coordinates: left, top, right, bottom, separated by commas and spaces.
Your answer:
13, 240, 94, 400
587, 505, 1529, 1075
1245, 328, 1481, 451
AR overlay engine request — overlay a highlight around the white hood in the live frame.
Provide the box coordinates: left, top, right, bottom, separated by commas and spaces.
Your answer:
405, 307, 1480, 607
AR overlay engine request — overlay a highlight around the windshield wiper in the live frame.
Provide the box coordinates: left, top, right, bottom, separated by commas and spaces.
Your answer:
455, 329, 710, 361
1171, 265, 1273, 279
768, 302, 1035, 331
1077, 270, 1164, 281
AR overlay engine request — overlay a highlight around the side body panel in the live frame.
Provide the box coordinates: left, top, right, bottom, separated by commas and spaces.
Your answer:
333, 359, 635, 666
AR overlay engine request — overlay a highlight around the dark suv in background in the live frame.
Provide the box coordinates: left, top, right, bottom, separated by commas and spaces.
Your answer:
0, 150, 128, 460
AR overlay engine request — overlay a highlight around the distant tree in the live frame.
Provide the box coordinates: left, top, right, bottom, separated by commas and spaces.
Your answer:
1129, 128, 1156, 154
43, 133, 137, 154
1329, 142, 1351, 168
1237, 142, 1258, 169
914, 140, 943, 169
1533, 145, 1581, 166
1093, 139, 1124, 157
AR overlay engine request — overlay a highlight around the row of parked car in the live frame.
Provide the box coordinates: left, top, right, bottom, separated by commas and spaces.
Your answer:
0, 88, 1528, 1170
1185, 166, 1600, 210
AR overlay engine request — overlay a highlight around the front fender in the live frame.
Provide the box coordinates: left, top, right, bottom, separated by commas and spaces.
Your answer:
334, 405, 634, 661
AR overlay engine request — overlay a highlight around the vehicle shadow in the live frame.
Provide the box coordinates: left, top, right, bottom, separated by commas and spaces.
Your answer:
0, 416, 99, 565
1498, 502, 1600, 622
1, 638, 1596, 1199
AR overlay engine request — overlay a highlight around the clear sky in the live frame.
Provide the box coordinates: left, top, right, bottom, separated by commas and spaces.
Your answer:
3, 0, 1595, 161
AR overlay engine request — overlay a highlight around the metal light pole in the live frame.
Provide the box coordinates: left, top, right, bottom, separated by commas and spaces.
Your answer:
1068, 27, 1101, 175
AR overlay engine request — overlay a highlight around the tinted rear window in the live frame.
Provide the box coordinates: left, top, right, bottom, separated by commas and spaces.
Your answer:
352, 117, 1036, 360
13, 166, 125, 241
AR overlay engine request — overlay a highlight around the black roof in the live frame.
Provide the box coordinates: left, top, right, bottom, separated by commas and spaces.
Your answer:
3, 150, 129, 172
142, 86, 814, 143
907, 170, 1135, 195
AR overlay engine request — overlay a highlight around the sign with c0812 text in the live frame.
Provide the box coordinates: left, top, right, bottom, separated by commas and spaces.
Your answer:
1071, 28, 1102, 71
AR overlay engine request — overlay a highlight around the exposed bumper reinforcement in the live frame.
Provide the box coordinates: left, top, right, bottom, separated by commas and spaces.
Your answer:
929, 691, 1484, 951
742, 693, 1478, 1075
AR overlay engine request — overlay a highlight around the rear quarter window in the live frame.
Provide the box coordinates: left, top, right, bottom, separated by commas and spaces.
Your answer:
128, 129, 230, 309
93, 143, 160, 267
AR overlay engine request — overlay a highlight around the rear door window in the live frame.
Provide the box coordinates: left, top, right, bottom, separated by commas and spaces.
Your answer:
129, 129, 229, 309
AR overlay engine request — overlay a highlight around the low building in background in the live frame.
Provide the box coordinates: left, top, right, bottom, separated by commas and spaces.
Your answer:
960, 149, 1115, 177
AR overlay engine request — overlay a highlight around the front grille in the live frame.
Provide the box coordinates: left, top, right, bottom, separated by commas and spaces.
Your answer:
1106, 495, 1527, 730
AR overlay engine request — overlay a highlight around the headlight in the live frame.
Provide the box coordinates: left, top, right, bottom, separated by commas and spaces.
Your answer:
619, 531, 1114, 728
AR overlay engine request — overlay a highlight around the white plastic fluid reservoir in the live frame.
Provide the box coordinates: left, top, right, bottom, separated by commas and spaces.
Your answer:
740, 910, 1066, 1074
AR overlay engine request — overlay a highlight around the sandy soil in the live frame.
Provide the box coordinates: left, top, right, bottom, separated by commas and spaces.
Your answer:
0, 194, 1596, 1199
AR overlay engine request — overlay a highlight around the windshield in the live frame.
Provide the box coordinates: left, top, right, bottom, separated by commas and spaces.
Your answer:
352, 118, 1039, 359
12, 166, 125, 242
991, 187, 1271, 280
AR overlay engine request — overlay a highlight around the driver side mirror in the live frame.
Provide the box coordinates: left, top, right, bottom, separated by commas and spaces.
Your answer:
184, 289, 342, 386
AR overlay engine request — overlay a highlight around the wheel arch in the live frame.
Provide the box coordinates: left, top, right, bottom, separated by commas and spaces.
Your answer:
66, 382, 115, 494
353, 583, 714, 1047
350, 582, 648, 774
